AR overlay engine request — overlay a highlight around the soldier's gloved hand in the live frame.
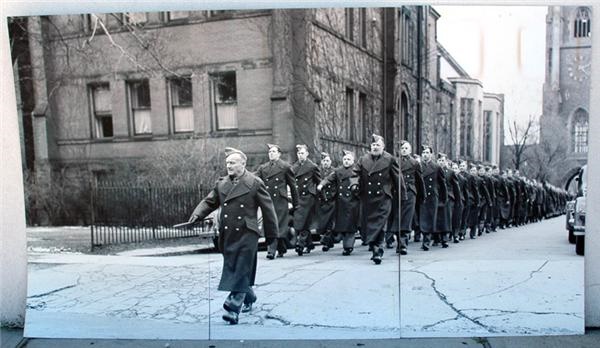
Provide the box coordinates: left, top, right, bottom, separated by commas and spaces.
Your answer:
317, 184, 323, 191
350, 184, 359, 192
188, 214, 199, 223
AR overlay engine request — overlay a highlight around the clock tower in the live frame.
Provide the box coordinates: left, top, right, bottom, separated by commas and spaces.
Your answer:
541, 6, 591, 183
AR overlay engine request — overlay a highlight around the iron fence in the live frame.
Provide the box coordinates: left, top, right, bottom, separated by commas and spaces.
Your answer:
91, 182, 216, 249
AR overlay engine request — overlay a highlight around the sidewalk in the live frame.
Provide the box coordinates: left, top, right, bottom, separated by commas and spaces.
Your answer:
2, 327, 600, 348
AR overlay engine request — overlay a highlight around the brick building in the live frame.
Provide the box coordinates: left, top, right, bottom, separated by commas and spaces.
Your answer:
10, 6, 505, 223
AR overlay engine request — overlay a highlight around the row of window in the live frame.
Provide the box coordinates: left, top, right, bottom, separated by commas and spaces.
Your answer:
82, 10, 238, 33
89, 71, 238, 139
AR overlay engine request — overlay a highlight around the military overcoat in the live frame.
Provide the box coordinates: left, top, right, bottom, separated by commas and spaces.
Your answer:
192, 171, 278, 292
418, 160, 447, 233
400, 155, 424, 232
352, 151, 400, 244
292, 159, 321, 231
320, 166, 360, 233
255, 159, 299, 238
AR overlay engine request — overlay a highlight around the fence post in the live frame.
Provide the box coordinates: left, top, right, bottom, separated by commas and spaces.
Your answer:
90, 175, 96, 251
150, 183, 156, 239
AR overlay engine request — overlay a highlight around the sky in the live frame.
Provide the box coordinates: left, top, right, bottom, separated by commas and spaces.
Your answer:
435, 5, 548, 143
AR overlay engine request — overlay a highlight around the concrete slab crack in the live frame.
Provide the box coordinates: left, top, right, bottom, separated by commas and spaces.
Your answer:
409, 269, 497, 333
421, 315, 460, 330
462, 307, 584, 320
27, 284, 77, 299
471, 260, 550, 299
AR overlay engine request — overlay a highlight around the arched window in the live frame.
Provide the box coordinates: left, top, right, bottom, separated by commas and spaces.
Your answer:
572, 109, 589, 153
574, 7, 591, 38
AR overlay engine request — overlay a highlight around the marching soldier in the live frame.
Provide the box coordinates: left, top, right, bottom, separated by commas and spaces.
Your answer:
292, 144, 321, 255
451, 161, 465, 243
398, 140, 424, 255
434, 153, 458, 248
317, 152, 337, 251
188, 147, 279, 325
418, 145, 447, 251
475, 165, 491, 236
255, 144, 299, 259
318, 150, 361, 255
458, 160, 479, 240
352, 134, 400, 264
482, 165, 497, 233
497, 170, 512, 229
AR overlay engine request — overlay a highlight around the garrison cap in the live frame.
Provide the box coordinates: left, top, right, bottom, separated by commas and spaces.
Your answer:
320, 152, 331, 160
371, 134, 385, 144
296, 144, 308, 152
266, 143, 281, 152
224, 147, 247, 161
342, 149, 355, 158
421, 145, 433, 153
437, 152, 447, 159
400, 140, 409, 146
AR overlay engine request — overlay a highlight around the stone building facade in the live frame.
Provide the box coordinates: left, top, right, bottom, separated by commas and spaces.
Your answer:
541, 6, 591, 181
12, 6, 505, 224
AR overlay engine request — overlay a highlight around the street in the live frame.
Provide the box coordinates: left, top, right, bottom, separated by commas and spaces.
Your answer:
23, 216, 582, 340
401, 215, 584, 337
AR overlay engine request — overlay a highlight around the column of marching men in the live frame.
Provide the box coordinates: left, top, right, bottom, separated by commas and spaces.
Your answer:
255, 135, 569, 265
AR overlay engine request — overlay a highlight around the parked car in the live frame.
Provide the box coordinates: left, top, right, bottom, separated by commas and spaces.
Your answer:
564, 165, 587, 255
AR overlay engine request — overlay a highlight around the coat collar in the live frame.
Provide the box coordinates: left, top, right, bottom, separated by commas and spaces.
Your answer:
294, 159, 315, 177
264, 159, 285, 178
363, 151, 391, 175
421, 160, 437, 177
222, 171, 253, 202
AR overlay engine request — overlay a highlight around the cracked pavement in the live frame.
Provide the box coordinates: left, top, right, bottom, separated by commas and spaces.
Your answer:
24, 216, 582, 340
400, 216, 584, 337
25, 243, 400, 340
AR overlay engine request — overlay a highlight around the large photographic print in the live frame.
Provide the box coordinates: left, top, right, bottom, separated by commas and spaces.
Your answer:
7, 2, 585, 340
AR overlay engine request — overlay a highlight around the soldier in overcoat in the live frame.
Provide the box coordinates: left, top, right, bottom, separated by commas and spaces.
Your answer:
451, 161, 465, 243
189, 147, 279, 325
317, 152, 337, 251
434, 153, 458, 248
396, 140, 424, 255
475, 165, 491, 236
352, 134, 400, 264
418, 146, 447, 251
482, 165, 497, 233
255, 144, 299, 259
459, 160, 479, 240
292, 144, 321, 255
497, 170, 512, 229
319, 150, 361, 255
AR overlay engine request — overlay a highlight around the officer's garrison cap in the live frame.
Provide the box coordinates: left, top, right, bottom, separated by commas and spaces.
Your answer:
224, 147, 247, 161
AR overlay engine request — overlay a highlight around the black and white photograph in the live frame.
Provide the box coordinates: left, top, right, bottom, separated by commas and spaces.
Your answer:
1, 0, 598, 345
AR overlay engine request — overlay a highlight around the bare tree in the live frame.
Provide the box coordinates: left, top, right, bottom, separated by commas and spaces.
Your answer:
507, 115, 537, 170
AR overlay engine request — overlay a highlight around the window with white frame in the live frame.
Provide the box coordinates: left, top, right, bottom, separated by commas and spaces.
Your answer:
128, 79, 152, 135
574, 7, 591, 38
211, 71, 238, 130
90, 84, 113, 138
169, 76, 193, 133
573, 109, 589, 153
459, 98, 473, 158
